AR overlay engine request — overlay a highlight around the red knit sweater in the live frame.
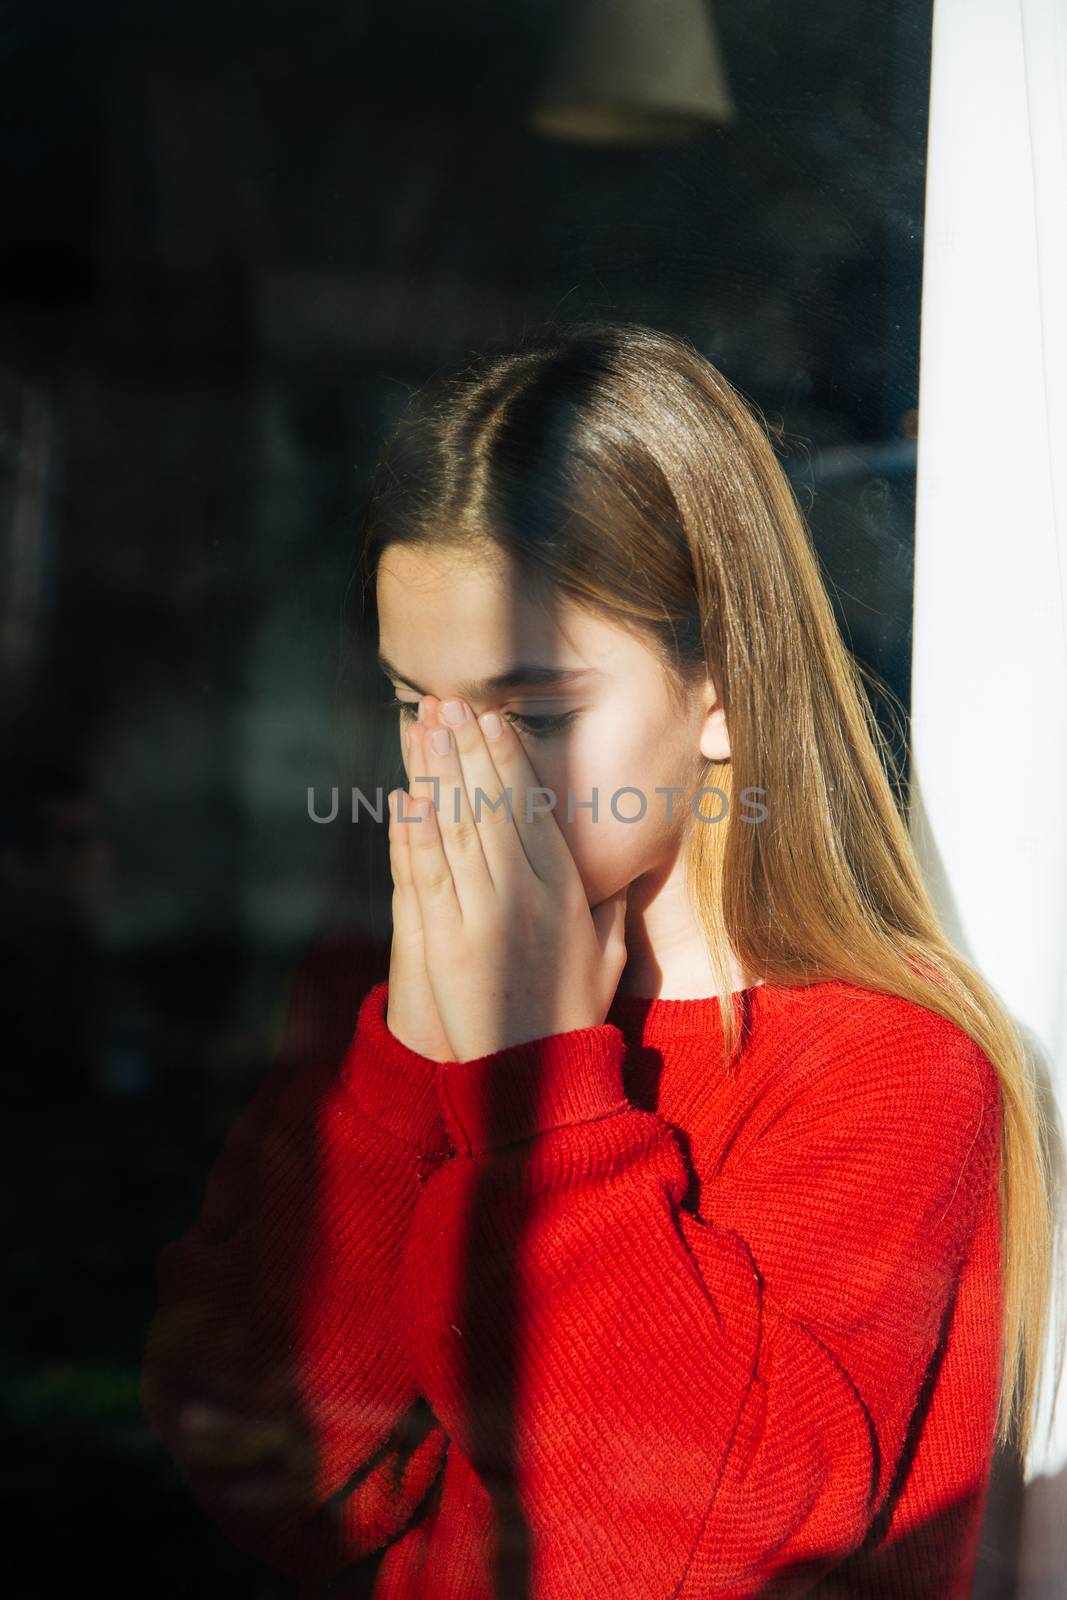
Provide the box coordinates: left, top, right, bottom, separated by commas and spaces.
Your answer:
141, 936, 1004, 1599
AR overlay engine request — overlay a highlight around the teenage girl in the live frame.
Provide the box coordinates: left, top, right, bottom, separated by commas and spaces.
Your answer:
142, 320, 1059, 1598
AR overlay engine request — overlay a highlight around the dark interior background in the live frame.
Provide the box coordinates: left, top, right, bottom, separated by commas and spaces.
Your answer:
1, 2, 931, 1592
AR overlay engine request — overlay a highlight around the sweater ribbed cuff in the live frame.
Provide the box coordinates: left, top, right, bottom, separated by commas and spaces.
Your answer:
341, 981, 449, 1155
436, 1024, 630, 1157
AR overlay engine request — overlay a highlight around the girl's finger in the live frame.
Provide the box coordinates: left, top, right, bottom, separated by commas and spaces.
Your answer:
402, 784, 464, 934
387, 786, 415, 891
433, 697, 576, 889
388, 786, 430, 949
406, 716, 494, 916
418, 696, 535, 891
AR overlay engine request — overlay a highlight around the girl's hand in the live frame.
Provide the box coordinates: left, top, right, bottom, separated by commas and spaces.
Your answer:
402, 696, 629, 1062
385, 785, 456, 1063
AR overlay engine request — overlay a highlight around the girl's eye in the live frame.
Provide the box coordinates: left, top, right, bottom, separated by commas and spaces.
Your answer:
383, 696, 577, 740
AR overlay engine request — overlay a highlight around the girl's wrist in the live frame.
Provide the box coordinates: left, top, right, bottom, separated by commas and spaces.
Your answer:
343, 981, 451, 1155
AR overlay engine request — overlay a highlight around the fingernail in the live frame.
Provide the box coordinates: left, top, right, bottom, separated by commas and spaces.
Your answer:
479, 712, 503, 739
431, 727, 451, 755
441, 699, 467, 725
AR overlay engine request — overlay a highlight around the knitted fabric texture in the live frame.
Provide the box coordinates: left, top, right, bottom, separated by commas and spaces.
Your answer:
141, 938, 1003, 1598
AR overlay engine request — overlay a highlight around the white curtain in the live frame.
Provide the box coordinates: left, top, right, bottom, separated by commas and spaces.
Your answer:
910, 0, 1067, 1590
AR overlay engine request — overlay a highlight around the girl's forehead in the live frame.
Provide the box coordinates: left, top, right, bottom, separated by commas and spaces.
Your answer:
380, 550, 572, 642
377, 557, 661, 695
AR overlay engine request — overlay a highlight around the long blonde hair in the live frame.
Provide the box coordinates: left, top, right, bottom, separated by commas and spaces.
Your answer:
353, 317, 1063, 1465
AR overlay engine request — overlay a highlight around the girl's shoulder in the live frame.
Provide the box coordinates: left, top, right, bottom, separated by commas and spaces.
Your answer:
756, 976, 1000, 1118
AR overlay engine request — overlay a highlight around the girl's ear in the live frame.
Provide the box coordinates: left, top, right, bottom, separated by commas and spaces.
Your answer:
698, 679, 731, 762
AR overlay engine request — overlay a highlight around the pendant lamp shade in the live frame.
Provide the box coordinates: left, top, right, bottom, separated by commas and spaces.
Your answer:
529, 0, 736, 147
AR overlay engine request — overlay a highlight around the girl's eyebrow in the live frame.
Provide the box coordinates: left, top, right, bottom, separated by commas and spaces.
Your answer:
377, 652, 601, 699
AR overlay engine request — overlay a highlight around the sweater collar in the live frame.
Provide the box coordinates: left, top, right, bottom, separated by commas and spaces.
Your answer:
607, 981, 767, 1044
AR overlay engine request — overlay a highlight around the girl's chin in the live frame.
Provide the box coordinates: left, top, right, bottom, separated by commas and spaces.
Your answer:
581, 872, 637, 909
577, 874, 606, 907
